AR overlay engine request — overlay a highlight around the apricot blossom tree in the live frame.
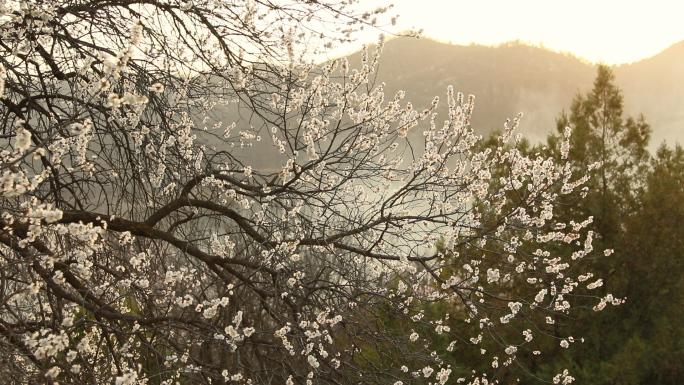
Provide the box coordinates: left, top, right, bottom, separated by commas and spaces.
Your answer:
0, 1, 618, 384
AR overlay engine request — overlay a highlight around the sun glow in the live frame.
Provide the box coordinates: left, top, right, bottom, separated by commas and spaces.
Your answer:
327, 0, 684, 65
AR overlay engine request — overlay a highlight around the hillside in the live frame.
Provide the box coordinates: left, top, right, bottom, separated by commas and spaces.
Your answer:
614, 40, 684, 147
204, 38, 684, 171
348, 38, 684, 147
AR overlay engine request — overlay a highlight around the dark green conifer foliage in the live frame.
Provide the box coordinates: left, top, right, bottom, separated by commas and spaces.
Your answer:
612, 144, 684, 384
541, 65, 684, 384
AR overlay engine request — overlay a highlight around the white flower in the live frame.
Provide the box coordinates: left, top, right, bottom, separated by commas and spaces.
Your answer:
274, 326, 290, 338
107, 93, 121, 108
224, 325, 238, 338
523, 329, 534, 342
307, 144, 319, 160
45, 366, 61, 378
508, 301, 522, 315
115, 369, 138, 385
486, 268, 500, 283
119, 231, 133, 245
307, 354, 319, 368
14, 126, 31, 154
436, 368, 452, 384
409, 331, 419, 341
66, 350, 77, 362
505, 345, 517, 355
203, 307, 216, 319
233, 311, 243, 326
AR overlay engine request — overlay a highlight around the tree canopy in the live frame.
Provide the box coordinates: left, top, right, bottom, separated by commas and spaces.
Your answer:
0, 1, 618, 384
469, 64, 684, 385
548, 66, 683, 384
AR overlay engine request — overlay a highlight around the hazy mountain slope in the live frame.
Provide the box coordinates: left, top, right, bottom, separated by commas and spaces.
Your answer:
204, 38, 684, 172
350, 38, 684, 148
614, 40, 684, 148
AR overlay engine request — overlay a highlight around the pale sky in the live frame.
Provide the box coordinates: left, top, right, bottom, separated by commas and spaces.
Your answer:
327, 0, 684, 64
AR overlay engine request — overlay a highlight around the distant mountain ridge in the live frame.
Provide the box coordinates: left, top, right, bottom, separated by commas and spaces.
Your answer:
347, 38, 684, 148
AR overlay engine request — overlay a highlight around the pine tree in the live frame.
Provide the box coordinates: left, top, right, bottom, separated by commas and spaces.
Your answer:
550, 64, 650, 250
541, 64, 670, 385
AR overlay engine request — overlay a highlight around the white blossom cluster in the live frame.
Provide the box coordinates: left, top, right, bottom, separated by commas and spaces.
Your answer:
0, 0, 620, 384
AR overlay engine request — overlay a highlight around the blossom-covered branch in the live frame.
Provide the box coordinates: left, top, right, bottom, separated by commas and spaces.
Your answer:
0, 1, 617, 384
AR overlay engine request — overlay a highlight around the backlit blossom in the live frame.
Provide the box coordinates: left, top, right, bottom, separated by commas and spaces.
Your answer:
0, 2, 617, 384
